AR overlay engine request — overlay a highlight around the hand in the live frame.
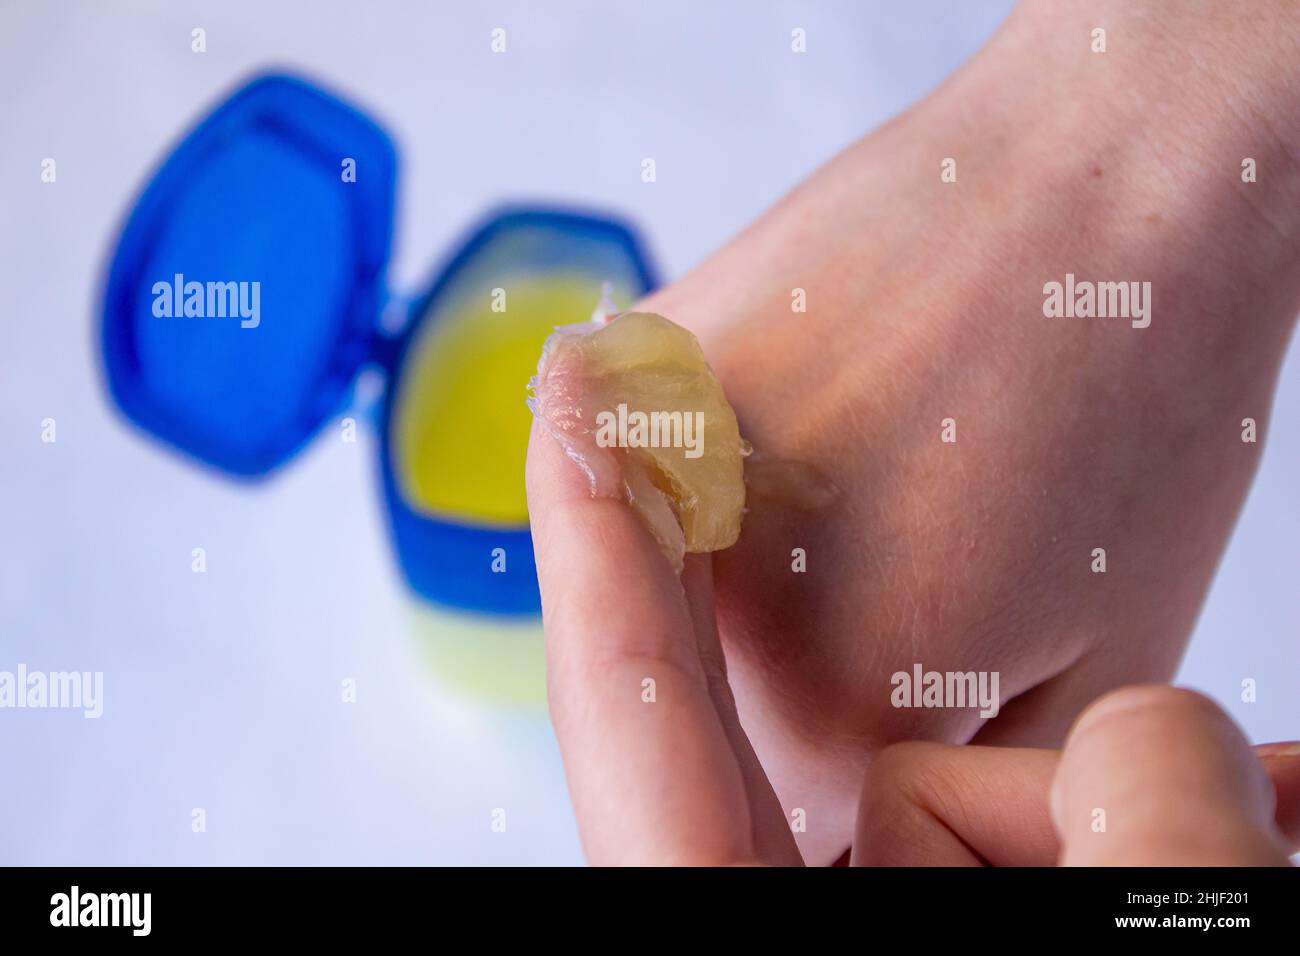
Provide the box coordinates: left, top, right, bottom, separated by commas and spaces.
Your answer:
857, 685, 1299, 866
621, 0, 1300, 861
521, 436, 1298, 868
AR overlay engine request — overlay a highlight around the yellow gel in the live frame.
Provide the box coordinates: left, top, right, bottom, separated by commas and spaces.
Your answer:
392, 276, 619, 525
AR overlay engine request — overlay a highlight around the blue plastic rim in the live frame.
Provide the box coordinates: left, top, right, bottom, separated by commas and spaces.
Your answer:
98, 71, 660, 615
101, 72, 397, 476
379, 207, 659, 614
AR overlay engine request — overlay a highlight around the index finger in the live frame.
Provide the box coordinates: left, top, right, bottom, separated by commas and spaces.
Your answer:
525, 418, 756, 865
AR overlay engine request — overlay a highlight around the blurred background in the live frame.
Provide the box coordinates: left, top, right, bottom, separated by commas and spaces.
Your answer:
1, 0, 1295, 865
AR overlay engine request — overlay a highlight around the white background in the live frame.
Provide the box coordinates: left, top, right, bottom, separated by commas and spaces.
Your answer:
1, 0, 1295, 864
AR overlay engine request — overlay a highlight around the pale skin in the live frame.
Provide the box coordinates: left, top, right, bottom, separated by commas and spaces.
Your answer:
526, 0, 1300, 864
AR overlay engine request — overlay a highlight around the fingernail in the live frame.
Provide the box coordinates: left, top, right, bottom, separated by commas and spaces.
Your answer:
1258, 741, 1300, 757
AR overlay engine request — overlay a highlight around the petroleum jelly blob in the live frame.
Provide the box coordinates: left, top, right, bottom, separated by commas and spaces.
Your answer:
528, 310, 747, 572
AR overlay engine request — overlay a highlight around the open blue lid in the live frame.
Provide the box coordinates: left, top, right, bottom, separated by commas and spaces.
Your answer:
101, 72, 397, 476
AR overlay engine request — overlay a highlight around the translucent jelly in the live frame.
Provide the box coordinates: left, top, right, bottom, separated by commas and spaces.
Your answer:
529, 311, 746, 571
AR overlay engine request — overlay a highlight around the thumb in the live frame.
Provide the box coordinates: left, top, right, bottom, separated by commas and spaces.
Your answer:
1051, 685, 1292, 866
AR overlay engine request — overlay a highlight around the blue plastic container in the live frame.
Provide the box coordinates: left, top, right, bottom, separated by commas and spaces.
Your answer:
100, 72, 658, 614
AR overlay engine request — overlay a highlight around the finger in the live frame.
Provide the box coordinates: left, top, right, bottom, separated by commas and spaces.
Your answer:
853, 736, 1300, 866
852, 742, 1061, 866
682, 555, 802, 865
1051, 685, 1292, 866
1256, 742, 1300, 845
526, 418, 756, 865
